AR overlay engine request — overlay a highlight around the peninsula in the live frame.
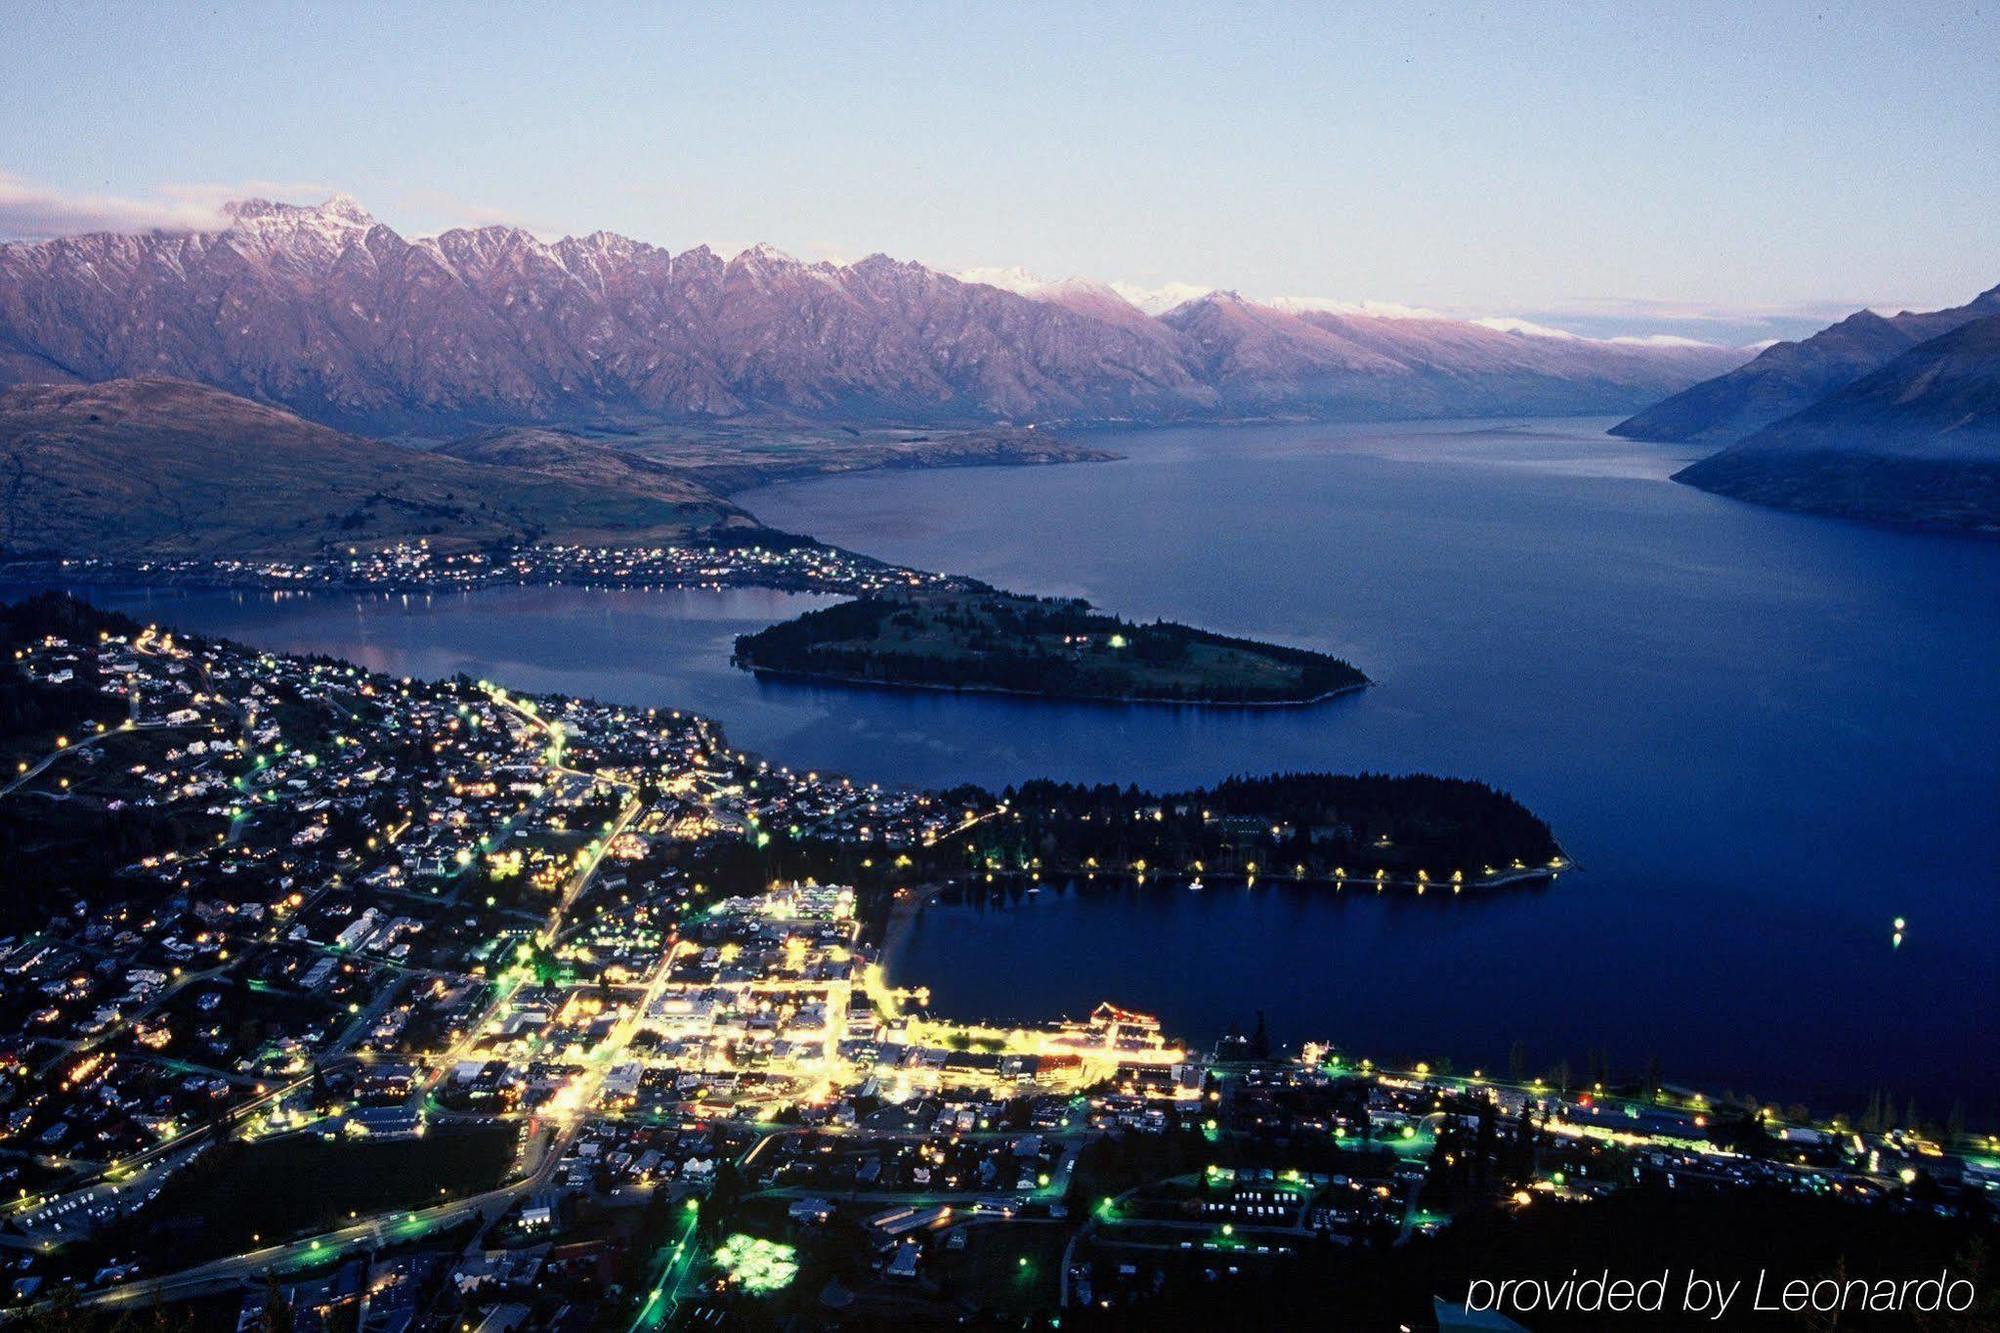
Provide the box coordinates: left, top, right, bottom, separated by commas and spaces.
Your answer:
733, 590, 1368, 705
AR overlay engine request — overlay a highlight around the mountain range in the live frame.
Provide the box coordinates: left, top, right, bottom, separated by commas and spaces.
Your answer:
0, 195, 1746, 436
1612, 284, 2000, 445
8, 193, 1988, 539
1669, 312, 2000, 532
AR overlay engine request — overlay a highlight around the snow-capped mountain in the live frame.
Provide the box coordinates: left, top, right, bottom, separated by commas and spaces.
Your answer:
0, 195, 1745, 434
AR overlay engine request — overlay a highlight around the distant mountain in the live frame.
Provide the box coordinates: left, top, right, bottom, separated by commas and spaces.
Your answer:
0, 377, 732, 559
0, 195, 1744, 435
1174, 294, 1741, 419
1612, 285, 2000, 444
1673, 315, 2000, 533
1158, 292, 1415, 417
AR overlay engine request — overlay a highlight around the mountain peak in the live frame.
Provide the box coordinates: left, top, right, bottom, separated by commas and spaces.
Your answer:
319, 192, 375, 224
955, 265, 1048, 295
732, 241, 799, 267
1164, 289, 1248, 318
222, 194, 376, 229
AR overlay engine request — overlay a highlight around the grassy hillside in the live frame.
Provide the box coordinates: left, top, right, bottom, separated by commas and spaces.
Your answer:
0, 377, 734, 559
430, 425, 748, 516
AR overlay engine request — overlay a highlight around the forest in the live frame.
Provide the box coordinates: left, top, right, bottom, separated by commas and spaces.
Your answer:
733, 591, 1367, 704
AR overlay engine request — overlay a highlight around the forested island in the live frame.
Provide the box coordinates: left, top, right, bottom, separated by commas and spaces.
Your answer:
688, 771, 1566, 914
733, 591, 1367, 705
1000, 773, 1564, 881
933, 773, 1565, 890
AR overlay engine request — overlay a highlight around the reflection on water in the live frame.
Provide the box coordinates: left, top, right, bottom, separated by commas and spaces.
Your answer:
24, 417, 2000, 1112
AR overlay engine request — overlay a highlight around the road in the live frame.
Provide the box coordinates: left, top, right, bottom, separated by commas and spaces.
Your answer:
7, 1073, 312, 1236
627, 1206, 702, 1332
0, 717, 186, 799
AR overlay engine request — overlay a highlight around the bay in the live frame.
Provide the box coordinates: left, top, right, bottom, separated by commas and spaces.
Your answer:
37, 416, 2000, 1114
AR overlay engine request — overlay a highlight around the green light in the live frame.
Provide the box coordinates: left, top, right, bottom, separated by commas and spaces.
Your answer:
713, 1233, 796, 1294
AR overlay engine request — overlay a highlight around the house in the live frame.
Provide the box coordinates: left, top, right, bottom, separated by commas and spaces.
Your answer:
886, 1240, 921, 1281
345, 1106, 424, 1140
788, 1197, 834, 1225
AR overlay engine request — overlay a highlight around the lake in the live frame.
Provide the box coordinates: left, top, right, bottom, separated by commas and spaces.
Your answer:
40, 417, 2000, 1115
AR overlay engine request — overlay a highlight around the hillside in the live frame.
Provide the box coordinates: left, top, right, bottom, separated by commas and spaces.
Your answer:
430, 427, 748, 515
1612, 285, 2000, 444
436, 422, 1114, 501
0, 195, 1743, 434
1673, 316, 2000, 533
0, 378, 732, 560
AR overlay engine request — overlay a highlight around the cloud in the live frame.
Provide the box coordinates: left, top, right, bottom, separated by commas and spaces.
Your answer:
0, 169, 334, 240
1472, 315, 1582, 340
1604, 332, 1725, 349
1526, 294, 1871, 329
963, 266, 1739, 345
1476, 314, 1733, 349
1270, 295, 1453, 321
1499, 296, 1871, 347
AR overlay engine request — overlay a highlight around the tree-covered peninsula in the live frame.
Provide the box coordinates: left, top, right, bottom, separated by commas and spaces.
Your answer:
733, 591, 1367, 705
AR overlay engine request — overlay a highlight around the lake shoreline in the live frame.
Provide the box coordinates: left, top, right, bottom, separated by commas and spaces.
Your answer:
21, 411, 1995, 1116
737, 662, 1373, 709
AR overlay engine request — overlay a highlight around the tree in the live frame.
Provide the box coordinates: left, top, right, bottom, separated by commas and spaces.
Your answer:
257, 1271, 294, 1333
309, 1060, 332, 1114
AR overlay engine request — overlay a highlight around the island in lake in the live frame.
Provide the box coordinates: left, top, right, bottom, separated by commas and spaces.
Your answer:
733, 590, 1368, 705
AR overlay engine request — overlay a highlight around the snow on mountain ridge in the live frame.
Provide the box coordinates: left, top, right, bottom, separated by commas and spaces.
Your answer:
954, 265, 1048, 295
1269, 295, 1454, 321
1112, 280, 1219, 316
0, 192, 1750, 432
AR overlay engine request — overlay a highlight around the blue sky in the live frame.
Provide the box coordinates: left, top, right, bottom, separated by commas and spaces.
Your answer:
4, 1, 1995, 342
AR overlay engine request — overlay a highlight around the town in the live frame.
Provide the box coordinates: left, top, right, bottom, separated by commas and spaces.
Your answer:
0, 595, 1992, 1330
10, 537, 983, 601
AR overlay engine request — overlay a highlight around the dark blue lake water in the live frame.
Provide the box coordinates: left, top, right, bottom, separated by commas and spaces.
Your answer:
47, 418, 2000, 1116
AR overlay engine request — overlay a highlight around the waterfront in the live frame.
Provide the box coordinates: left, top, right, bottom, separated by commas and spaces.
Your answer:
751, 415, 2000, 1116
37, 417, 2000, 1115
